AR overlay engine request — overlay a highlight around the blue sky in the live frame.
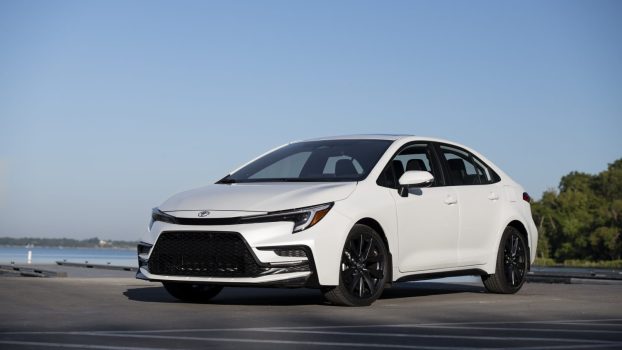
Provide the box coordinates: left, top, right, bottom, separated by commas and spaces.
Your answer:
1, 0, 620, 240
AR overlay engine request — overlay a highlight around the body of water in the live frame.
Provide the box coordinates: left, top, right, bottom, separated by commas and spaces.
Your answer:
0, 246, 137, 267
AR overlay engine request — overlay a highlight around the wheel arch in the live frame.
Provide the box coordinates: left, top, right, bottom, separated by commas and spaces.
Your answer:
507, 220, 528, 244
499, 219, 531, 270
354, 217, 394, 283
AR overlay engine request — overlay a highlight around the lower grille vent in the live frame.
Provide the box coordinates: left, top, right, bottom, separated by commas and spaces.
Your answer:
148, 231, 268, 277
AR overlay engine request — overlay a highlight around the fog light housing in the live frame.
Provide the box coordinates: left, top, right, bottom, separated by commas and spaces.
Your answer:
137, 242, 153, 268
274, 248, 307, 258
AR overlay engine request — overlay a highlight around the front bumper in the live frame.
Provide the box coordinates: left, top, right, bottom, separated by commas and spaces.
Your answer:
137, 235, 318, 288
137, 269, 313, 288
136, 209, 352, 287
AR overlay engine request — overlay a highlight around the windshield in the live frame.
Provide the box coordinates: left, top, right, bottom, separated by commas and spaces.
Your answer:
219, 139, 393, 183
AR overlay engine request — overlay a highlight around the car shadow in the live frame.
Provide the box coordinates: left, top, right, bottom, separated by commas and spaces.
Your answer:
124, 281, 485, 306
124, 285, 326, 306
380, 282, 486, 300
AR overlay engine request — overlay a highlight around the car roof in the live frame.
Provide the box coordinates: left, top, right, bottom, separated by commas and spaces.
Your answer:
298, 134, 460, 145
301, 134, 413, 142
295, 134, 477, 155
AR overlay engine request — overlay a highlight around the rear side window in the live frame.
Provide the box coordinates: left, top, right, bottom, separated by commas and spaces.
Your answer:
439, 145, 499, 186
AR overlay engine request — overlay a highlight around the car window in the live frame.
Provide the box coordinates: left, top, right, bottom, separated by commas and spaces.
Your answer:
323, 156, 364, 175
223, 139, 392, 183
472, 157, 493, 183
250, 152, 311, 179
377, 143, 441, 188
439, 145, 497, 185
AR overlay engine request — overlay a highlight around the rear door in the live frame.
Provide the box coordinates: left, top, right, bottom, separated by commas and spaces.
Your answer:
435, 143, 503, 266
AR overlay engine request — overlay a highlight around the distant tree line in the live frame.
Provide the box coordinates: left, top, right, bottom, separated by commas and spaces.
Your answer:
532, 159, 622, 262
0, 237, 137, 249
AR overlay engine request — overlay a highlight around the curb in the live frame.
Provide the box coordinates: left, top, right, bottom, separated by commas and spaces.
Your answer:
56, 261, 137, 272
0, 265, 67, 278
527, 270, 622, 285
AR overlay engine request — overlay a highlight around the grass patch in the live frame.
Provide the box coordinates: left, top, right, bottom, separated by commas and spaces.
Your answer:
533, 258, 557, 266
533, 258, 622, 269
562, 260, 622, 269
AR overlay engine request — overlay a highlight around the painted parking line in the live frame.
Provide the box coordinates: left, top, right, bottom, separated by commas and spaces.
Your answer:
0, 340, 171, 350
2, 330, 620, 350
52, 333, 488, 350
232, 328, 620, 345
5, 318, 622, 336
2, 318, 621, 350
391, 325, 622, 334
543, 322, 622, 327
510, 345, 622, 350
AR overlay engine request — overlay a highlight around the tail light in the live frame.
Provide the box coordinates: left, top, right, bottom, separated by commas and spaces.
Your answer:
522, 192, 531, 203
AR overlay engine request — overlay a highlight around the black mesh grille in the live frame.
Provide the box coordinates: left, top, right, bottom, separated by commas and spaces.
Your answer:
148, 231, 268, 277
284, 262, 311, 272
274, 248, 307, 258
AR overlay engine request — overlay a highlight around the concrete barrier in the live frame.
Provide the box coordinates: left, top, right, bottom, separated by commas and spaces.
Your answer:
0, 265, 67, 278
55, 261, 137, 272
528, 266, 622, 285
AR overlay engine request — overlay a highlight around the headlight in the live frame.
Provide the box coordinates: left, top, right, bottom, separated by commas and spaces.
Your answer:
241, 203, 333, 233
150, 203, 333, 233
150, 207, 177, 229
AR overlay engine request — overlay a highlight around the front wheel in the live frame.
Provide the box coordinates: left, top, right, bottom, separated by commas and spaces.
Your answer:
482, 226, 529, 294
322, 224, 390, 306
162, 282, 223, 302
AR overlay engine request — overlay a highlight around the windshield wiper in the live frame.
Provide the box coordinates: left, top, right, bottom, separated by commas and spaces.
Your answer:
261, 178, 357, 182
218, 177, 359, 184
270, 178, 308, 182
217, 176, 237, 184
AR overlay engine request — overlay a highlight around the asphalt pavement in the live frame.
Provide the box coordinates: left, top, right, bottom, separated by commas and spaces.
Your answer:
1, 276, 621, 349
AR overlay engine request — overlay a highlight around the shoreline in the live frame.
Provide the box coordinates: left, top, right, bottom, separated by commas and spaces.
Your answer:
0, 245, 136, 250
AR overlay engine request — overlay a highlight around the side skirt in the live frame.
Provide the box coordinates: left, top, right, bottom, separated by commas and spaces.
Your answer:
395, 268, 488, 283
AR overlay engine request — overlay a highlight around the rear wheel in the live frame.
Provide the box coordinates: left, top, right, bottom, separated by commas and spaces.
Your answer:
482, 226, 528, 294
162, 282, 223, 302
322, 224, 389, 306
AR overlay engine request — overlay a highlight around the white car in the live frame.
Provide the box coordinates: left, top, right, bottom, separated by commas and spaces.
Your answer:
137, 135, 537, 306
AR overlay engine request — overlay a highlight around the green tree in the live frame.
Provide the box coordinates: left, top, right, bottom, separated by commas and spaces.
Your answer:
532, 159, 622, 261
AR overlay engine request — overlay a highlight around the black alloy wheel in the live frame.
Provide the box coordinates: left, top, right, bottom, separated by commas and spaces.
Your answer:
482, 226, 529, 294
323, 224, 389, 306
503, 231, 527, 287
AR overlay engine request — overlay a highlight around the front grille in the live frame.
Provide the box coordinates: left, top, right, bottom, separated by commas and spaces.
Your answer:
148, 231, 268, 277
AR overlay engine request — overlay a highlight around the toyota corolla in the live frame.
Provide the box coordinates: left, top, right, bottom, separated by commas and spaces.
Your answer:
137, 135, 537, 306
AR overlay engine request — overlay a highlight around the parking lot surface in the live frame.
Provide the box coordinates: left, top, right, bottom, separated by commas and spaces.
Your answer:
1, 277, 621, 349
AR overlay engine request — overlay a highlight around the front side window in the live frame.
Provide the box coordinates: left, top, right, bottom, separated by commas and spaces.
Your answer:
439, 145, 498, 185
377, 143, 441, 188
220, 140, 393, 183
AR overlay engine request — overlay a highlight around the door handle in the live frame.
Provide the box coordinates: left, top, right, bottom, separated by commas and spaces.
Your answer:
444, 195, 457, 205
488, 192, 499, 201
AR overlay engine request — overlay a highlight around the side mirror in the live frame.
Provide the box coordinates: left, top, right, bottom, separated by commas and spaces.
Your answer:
398, 171, 434, 197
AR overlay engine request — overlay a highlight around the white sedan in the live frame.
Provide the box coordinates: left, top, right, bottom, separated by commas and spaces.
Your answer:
137, 135, 537, 306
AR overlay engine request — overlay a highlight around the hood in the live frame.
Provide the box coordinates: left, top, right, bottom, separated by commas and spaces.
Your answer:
159, 182, 357, 213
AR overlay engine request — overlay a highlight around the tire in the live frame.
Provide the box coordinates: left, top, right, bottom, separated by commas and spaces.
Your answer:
322, 224, 390, 306
482, 226, 529, 294
162, 282, 223, 302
